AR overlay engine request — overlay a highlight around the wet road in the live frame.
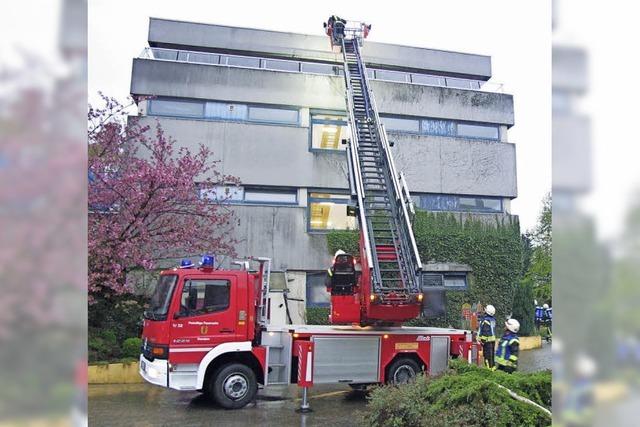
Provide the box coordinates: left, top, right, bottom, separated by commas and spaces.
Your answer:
89, 343, 551, 426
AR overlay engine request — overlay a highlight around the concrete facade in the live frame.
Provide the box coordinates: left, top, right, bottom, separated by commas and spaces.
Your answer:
129, 18, 518, 301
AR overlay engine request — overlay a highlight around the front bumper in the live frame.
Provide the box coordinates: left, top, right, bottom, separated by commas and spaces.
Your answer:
139, 354, 168, 387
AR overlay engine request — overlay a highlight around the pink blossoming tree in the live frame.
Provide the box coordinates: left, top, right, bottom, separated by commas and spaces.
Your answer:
88, 94, 239, 300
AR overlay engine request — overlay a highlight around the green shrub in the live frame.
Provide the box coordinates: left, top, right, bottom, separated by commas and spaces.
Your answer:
512, 278, 536, 336
122, 337, 143, 358
327, 212, 522, 328
88, 329, 121, 362
363, 359, 551, 427
306, 307, 330, 325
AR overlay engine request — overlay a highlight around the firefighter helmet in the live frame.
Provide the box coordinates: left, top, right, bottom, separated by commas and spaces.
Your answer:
505, 318, 520, 333
485, 304, 496, 316
543, 303, 549, 310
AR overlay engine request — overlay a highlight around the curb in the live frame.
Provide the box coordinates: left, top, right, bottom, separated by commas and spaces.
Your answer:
89, 362, 144, 384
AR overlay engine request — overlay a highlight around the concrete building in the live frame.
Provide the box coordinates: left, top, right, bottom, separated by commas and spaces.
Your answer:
129, 18, 517, 315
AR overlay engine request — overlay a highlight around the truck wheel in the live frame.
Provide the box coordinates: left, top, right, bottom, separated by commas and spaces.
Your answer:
209, 363, 257, 409
387, 358, 420, 385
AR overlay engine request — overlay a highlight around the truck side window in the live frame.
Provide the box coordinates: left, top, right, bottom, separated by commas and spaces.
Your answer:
180, 279, 230, 316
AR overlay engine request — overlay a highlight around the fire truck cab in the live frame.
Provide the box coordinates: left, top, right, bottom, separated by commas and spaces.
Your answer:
140, 259, 475, 409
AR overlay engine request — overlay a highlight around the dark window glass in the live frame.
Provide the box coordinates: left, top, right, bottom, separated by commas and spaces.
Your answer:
457, 123, 499, 140
301, 62, 337, 75
226, 55, 261, 68
411, 74, 445, 86
187, 52, 220, 64
248, 107, 298, 124
413, 194, 503, 213
445, 77, 473, 89
444, 274, 467, 289
373, 69, 407, 82
381, 116, 420, 133
181, 280, 230, 316
151, 48, 178, 60
147, 275, 178, 319
265, 59, 299, 72
149, 99, 204, 118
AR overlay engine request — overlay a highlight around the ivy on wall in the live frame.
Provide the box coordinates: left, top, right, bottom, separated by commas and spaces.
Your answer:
321, 211, 522, 329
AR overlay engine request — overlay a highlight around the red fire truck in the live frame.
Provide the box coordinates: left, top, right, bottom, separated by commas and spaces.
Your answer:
139, 21, 477, 410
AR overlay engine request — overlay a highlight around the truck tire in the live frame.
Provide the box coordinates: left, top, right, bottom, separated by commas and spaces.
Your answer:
209, 363, 257, 409
386, 358, 420, 385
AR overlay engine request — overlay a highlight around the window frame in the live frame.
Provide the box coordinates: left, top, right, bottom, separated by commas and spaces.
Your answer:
148, 98, 205, 119
179, 278, 231, 317
309, 111, 349, 153
412, 193, 504, 214
307, 190, 356, 233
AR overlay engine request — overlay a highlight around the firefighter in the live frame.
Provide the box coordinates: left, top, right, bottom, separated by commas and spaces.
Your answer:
495, 318, 520, 374
325, 15, 347, 44
542, 303, 552, 341
327, 250, 346, 279
179, 258, 194, 269
477, 304, 497, 369
535, 300, 544, 330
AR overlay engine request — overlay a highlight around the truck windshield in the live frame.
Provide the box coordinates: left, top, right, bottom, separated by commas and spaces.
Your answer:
145, 275, 178, 320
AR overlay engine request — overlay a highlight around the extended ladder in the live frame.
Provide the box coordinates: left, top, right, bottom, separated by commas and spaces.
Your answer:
340, 35, 423, 303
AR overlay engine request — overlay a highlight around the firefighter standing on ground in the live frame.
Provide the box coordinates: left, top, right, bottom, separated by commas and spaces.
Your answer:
477, 304, 497, 370
495, 318, 521, 373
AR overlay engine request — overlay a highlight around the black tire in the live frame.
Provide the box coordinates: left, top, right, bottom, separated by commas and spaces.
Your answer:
386, 358, 421, 385
209, 363, 257, 409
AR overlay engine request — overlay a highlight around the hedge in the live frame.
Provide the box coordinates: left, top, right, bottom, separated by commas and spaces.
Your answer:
327, 212, 522, 328
363, 359, 551, 427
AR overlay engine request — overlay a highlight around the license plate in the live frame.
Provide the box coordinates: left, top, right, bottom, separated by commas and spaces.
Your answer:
140, 360, 147, 373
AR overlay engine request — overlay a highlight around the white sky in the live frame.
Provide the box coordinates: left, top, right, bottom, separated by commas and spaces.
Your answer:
86, 0, 551, 232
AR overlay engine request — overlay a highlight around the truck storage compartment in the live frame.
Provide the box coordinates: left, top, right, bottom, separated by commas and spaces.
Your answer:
312, 336, 380, 383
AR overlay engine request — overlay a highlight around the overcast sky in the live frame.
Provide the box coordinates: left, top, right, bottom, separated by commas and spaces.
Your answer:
86, 0, 551, 232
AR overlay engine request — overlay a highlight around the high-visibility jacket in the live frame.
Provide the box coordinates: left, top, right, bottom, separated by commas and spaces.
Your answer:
535, 306, 544, 321
495, 332, 520, 368
477, 315, 496, 343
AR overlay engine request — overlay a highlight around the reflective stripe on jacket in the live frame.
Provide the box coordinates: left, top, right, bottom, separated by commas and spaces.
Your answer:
477, 315, 496, 342
495, 332, 520, 368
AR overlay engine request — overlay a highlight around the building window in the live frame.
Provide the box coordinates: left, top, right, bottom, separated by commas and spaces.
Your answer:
244, 188, 297, 205
444, 274, 468, 290
180, 279, 230, 316
457, 123, 499, 140
226, 55, 261, 68
300, 62, 339, 75
422, 118, 456, 137
306, 272, 330, 307
248, 106, 299, 124
264, 59, 299, 72
149, 98, 299, 126
411, 74, 445, 86
380, 116, 420, 133
413, 193, 503, 213
373, 69, 407, 83
308, 192, 356, 231
310, 114, 348, 151
199, 185, 297, 206
148, 99, 204, 118
380, 114, 499, 141
151, 48, 178, 61
181, 51, 220, 65
199, 185, 244, 203
205, 102, 248, 120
